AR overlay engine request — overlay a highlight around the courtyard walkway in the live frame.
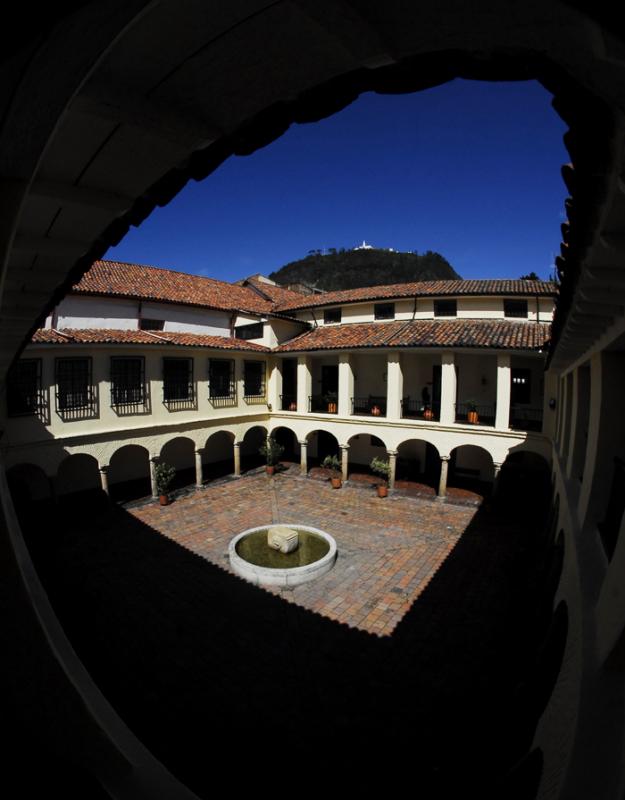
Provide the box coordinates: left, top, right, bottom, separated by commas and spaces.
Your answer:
131, 467, 475, 636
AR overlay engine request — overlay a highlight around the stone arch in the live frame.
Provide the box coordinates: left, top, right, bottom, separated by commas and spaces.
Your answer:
55, 453, 102, 502
240, 425, 268, 473
448, 444, 495, 497
343, 431, 389, 482
306, 429, 340, 471
270, 425, 301, 464
203, 429, 235, 482
159, 436, 195, 491
396, 438, 442, 496
108, 444, 151, 503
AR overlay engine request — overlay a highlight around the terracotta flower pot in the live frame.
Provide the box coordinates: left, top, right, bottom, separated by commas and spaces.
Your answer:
288, 402, 297, 411
159, 494, 169, 506
266, 465, 276, 476
423, 408, 434, 420
327, 402, 337, 414
371, 405, 381, 416
376, 484, 388, 498
331, 476, 342, 489
467, 410, 479, 424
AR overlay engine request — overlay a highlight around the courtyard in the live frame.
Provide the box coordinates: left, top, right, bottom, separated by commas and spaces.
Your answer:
24, 470, 552, 796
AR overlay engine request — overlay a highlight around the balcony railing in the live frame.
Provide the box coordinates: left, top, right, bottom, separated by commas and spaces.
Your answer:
309, 395, 338, 414
352, 396, 387, 417
401, 399, 440, 422
280, 394, 298, 411
209, 392, 237, 408
510, 406, 543, 432
454, 402, 496, 426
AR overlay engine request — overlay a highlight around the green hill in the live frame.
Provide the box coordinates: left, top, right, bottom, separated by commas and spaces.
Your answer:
269, 248, 460, 292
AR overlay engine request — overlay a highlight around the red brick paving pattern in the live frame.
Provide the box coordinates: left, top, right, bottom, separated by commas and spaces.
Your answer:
130, 468, 476, 636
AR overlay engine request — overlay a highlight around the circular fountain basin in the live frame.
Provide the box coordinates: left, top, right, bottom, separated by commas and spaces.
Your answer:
229, 525, 337, 587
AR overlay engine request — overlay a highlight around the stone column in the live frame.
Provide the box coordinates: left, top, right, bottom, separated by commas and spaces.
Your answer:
492, 462, 502, 498
340, 444, 350, 481
267, 356, 282, 412
495, 354, 511, 430
233, 442, 241, 477
438, 455, 450, 498
440, 353, 457, 425
299, 440, 308, 475
387, 450, 397, 491
338, 353, 354, 417
150, 457, 159, 498
195, 449, 204, 487
99, 466, 110, 496
386, 353, 403, 419
297, 355, 312, 413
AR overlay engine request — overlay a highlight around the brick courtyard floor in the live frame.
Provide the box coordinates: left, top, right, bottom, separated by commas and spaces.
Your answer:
131, 466, 476, 636
27, 469, 549, 797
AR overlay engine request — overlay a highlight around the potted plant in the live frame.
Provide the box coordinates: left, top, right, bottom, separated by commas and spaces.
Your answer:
322, 454, 342, 488
288, 400, 297, 411
155, 462, 176, 505
466, 399, 479, 424
370, 404, 381, 416
259, 435, 284, 475
370, 456, 391, 498
324, 392, 338, 414
423, 405, 434, 421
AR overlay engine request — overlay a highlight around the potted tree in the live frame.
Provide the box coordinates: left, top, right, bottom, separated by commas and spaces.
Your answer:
466, 399, 479, 424
370, 456, 391, 498
324, 391, 338, 414
423, 405, 434, 421
259, 435, 284, 475
322, 454, 343, 488
155, 462, 176, 506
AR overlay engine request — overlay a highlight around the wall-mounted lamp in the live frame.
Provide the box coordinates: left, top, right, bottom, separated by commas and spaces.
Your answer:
549, 398, 556, 410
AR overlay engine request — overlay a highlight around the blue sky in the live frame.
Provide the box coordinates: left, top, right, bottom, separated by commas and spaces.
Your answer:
107, 79, 568, 283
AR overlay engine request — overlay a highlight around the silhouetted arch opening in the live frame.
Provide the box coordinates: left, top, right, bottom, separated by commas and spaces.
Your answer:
7, 463, 53, 526
448, 445, 494, 502
240, 426, 267, 473
396, 439, 441, 497
203, 430, 235, 482
108, 445, 151, 503
343, 432, 388, 484
271, 427, 300, 464
306, 430, 340, 476
55, 453, 103, 510
160, 437, 195, 491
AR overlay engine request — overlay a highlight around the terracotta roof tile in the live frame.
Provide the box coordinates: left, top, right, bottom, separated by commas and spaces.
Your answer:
274, 279, 558, 312
275, 319, 551, 353
31, 328, 269, 352
72, 260, 275, 315
242, 276, 307, 305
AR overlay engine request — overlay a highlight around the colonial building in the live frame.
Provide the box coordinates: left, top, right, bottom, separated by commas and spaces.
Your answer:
2, 259, 556, 506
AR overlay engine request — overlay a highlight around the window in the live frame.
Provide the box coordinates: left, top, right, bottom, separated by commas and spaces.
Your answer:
244, 360, 266, 402
55, 357, 96, 418
511, 368, 531, 404
7, 359, 45, 417
163, 358, 194, 409
374, 302, 395, 320
504, 299, 528, 318
433, 299, 457, 317
139, 318, 165, 330
209, 359, 236, 406
324, 307, 342, 324
235, 322, 264, 340
111, 357, 146, 412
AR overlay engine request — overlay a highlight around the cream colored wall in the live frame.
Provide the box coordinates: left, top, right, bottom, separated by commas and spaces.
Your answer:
346, 432, 387, 464
401, 352, 439, 403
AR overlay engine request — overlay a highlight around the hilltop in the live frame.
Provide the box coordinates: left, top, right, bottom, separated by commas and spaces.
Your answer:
269, 248, 460, 292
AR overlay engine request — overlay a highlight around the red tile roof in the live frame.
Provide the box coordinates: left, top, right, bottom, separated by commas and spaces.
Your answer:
241, 276, 307, 305
72, 260, 276, 315
31, 328, 269, 351
275, 319, 551, 353
274, 279, 558, 312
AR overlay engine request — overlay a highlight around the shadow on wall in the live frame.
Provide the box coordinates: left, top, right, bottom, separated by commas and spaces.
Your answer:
11, 480, 565, 799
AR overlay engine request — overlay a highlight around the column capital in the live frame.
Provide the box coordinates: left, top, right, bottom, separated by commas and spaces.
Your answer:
233, 441, 241, 448
150, 455, 160, 463
386, 450, 398, 457
99, 465, 109, 473
195, 448, 205, 455
298, 439, 308, 447
440, 454, 451, 462
340, 443, 350, 451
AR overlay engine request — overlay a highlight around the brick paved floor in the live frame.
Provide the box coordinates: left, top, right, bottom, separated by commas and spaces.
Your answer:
131, 467, 475, 636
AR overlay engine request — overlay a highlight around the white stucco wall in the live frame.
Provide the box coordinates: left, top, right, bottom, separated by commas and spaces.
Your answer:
56, 295, 139, 330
